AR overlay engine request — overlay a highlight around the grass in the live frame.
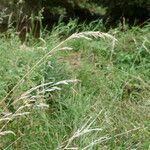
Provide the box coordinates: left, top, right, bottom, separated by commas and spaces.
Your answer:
0, 21, 150, 150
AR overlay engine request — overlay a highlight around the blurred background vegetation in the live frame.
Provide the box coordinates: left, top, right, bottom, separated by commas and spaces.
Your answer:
1, 0, 150, 42
1, 0, 150, 28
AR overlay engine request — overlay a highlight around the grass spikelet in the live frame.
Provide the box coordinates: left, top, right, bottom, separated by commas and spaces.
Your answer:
0, 131, 16, 136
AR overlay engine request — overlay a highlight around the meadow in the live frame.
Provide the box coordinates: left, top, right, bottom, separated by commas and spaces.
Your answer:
0, 21, 150, 149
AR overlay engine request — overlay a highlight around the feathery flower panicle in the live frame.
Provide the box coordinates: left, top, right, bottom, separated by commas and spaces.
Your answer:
69, 31, 117, 42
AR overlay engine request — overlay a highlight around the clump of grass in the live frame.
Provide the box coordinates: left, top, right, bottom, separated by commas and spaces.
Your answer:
0, 20, 150, 149
0, 25, 117, 149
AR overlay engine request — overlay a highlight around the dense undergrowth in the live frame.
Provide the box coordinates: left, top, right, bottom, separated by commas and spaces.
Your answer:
0, 21, 150, 149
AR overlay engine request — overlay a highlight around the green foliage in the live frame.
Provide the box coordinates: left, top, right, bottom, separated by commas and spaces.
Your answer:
1, 0, 149, 29
92, 0, 150, 24
0, 21, 150, 149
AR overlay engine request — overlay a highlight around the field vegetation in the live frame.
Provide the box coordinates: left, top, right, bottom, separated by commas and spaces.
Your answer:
0, 0, 150, 149
0, 20, 150, 149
